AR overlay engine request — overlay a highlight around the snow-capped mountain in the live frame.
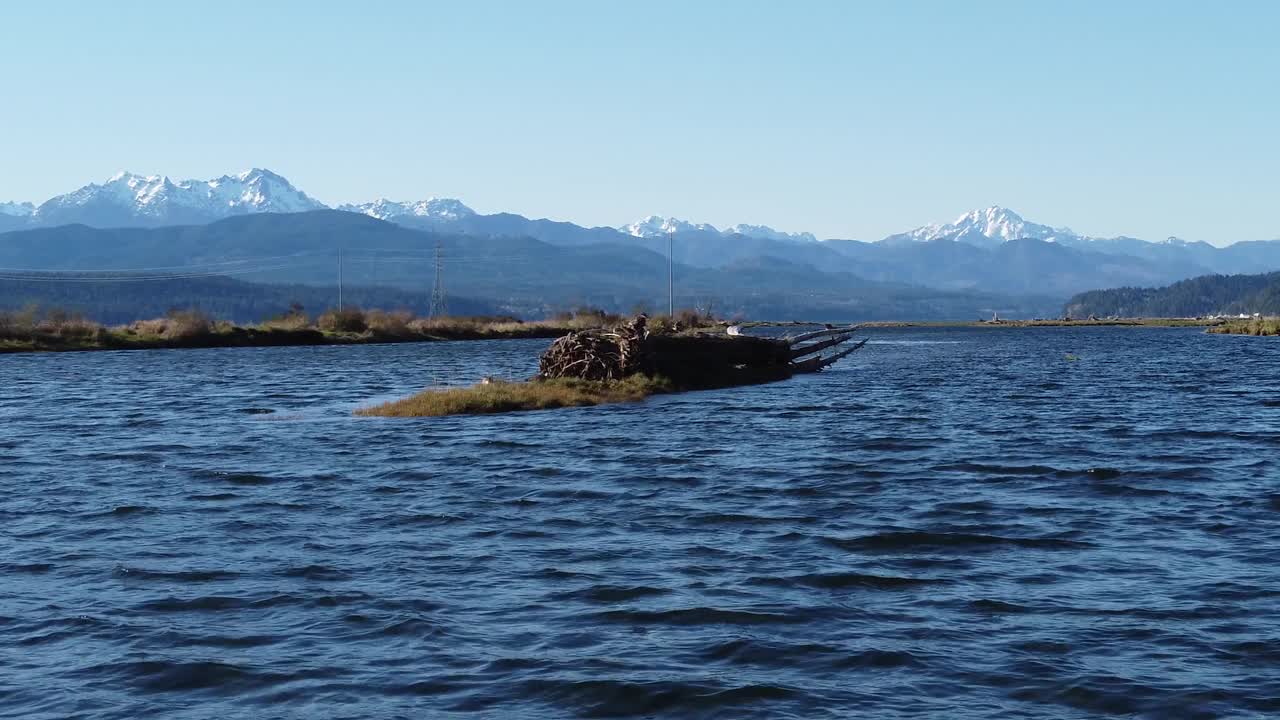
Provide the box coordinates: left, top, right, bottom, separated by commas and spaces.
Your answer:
723, 224, 817, 243
0, 201, 34, 217
621, 215, 817, 242
338, 197, 475, 222
883, 206, 1080, 247
621, 215, 720, 238
29, 169, 325, 228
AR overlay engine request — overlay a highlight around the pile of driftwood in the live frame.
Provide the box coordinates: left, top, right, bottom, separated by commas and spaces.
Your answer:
538, 316, 865, 389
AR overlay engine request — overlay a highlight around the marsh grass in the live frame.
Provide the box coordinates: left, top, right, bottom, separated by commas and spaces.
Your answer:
1207, 317, 1280, 336
0, 305, 645, 354
355, 375, 674, 417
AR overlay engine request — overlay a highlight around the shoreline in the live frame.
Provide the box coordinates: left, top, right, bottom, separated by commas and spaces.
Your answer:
0, 324, 580, 355
0, 316, 1237, 355
858, 318, 1222, 329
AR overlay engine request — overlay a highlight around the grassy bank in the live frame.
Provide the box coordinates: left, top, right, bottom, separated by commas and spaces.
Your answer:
356, 375, 674, 417
854, 317, 1222, 329
0, 307, 619, 354
1206, 317, 1280, 336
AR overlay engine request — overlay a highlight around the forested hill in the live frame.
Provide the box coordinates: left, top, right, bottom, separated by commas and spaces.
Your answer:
1064, 272, 1280, 318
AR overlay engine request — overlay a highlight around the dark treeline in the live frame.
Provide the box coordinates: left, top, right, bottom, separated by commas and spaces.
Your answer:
1064, 271, 1280, 318
0, 276, 500, 325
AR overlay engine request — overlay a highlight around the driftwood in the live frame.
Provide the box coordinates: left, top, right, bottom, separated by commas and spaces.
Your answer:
538, 317, 865, 389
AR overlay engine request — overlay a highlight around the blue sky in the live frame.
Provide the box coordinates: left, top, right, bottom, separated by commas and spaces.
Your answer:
2, 1, 1276, 243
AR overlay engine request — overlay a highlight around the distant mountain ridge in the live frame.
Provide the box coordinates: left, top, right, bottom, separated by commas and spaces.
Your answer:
336, 197, 477, 222
0, 201, 34, 217
619, 215, 818, 243
0, 210, 1060, 322
5, 169, 1280, 302
6, 169, 1273, 250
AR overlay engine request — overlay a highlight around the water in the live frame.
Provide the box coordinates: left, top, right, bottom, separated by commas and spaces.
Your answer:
2, 327, 1278, 719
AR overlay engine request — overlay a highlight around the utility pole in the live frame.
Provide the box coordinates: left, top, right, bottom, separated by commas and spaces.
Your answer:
667, 229, 674, 317
338, 247, 344, 311
429, 239, 447, 318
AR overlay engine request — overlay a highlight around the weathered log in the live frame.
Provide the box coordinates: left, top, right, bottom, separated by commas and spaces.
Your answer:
789, 333, 854, 360
791, 339, 868, 373
786, 324, 862, 344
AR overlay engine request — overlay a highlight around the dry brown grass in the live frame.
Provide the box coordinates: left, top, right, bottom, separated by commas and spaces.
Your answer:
366, 309, 414, 337
123, 310, 215, 340
1208, 317, 1280, 336
318, 308, 368, 333
259, 305, 311, 331
0, 307, 104, 343
356, 375, 672, 417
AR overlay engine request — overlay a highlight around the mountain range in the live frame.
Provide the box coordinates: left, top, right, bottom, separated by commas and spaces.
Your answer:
3, 168, 1280, 315
0, 211, 1061, 322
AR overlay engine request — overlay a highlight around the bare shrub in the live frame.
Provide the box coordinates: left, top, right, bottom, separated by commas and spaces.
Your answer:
318, 307, 368, 333
165, 310, 214, 339
261, 303, 310, 331
366, 309, 414, 337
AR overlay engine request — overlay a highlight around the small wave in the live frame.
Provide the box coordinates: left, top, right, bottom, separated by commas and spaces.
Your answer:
593, 607, 801, 625
2, 562, 54, 574
113, 566, 238, 582
698, 638, 919, 670
385, 512, 466, 527
518, 678, 797, 716
688, 512, 811, 526
1085, 482, 1177, 498
188, 469, 278, 486
185, 493, 239, 501
969, 599, 1033, 614
70, 659, 337, 694
551, 584, 671, 603
528, 567, 603, 582
823, 531, 1090, 553
751, 571, 942, 591
105, 505, 156, 517
278, 564, 352, 581
135, 593, 358, 613
934, 462, 1062, 476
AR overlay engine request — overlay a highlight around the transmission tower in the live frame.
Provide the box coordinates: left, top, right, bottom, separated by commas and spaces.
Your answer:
429, 239, 448, 317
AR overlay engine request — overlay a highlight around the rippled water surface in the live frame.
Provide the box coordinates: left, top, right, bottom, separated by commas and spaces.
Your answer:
3, 327, 1279, 718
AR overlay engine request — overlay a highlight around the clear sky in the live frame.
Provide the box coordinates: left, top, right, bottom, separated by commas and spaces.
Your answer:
2, 0, 1276, 243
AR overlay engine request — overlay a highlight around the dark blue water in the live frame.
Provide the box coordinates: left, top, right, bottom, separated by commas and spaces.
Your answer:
2, 327, 1278, 719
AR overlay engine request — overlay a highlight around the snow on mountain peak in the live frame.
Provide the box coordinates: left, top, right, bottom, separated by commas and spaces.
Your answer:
890, 205, 1079, 246
32, 169, 325, 224
723, 223, 818, 243
621, 216, 817, 242
0, 201, 35, 217
621, 215, 719, 238
338, 197, 476, 222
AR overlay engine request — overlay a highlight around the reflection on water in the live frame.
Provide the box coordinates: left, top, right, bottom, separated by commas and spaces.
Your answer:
2, 328, 1278, 718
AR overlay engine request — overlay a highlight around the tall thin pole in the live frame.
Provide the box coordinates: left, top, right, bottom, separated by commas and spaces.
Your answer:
430, 239, 447, 318
667, 229, 674, 317
338, 247, 344, 311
